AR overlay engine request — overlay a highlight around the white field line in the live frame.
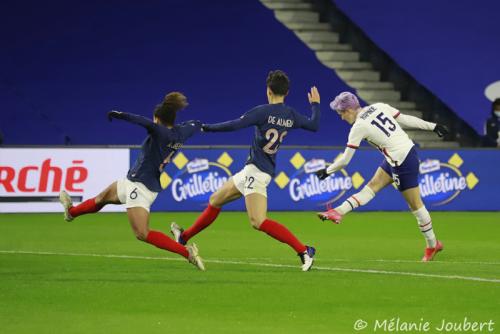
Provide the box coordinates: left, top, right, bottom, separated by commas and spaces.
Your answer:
368, 259, 500, 265
1, 250, 499, 284
225, 258, 500, 266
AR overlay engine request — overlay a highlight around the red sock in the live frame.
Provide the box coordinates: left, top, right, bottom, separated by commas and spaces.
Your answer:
182, 204, 221, 242
259, 219, 307, 254
146, 230, 189, 258
69, 198, 104, 218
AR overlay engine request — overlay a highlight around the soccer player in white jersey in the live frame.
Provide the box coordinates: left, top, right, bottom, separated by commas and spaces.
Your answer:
315, 92, 449, 261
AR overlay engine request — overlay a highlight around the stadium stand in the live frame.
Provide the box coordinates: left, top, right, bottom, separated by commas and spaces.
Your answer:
319, 0, 499, 146
333, 0, 500, 135
261, 0, 456, 148
0, 0, 353, 146
3, 0, 494, 148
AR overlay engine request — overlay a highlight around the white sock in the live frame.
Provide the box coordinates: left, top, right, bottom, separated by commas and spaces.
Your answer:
412, 206, 437, 248
335, 186, 376, 215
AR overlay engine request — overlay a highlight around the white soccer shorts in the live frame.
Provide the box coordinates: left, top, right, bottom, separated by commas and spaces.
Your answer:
117, 178, 158, 211
232, 164, 272, 197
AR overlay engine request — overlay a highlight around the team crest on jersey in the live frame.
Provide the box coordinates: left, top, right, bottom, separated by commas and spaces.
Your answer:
419, 153, 478, 206
159, 153, 232, 202
274, 152, 365, 207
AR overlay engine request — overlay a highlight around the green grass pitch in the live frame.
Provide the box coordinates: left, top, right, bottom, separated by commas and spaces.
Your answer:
1, 211, 499, 333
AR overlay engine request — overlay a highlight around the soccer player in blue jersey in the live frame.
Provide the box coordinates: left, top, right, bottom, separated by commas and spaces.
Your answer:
58, 92, 205, 270
170, 70, 321, 271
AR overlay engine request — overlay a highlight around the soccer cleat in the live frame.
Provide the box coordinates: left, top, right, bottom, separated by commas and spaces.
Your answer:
317, 208, 342, 224
187, 243, 205, 271
170, 222, 186, 245
298, 246, 316, 272
421, 240, 444, 262
59, 190, 74, 222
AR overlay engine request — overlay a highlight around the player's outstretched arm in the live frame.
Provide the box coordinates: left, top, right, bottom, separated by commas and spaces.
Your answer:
394, 113, 435, 130
202, 110, 259, 132
107, 110, 156, 132
432, 124, 449, 137
316, 147, 356, 180
317, 122, 363, 180
295, 86, 321, 132
395, 113, 448, 137
178, 120, 202, 138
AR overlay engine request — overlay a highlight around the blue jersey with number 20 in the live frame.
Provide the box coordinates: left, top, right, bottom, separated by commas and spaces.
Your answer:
204, 103, 320, 176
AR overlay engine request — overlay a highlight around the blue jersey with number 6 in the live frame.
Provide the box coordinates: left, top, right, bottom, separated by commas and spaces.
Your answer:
111, 112, 201, 192
203, 103, 320, 176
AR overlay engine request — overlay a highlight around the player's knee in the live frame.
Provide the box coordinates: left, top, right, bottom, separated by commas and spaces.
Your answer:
208, 197, 218, 207
134, 228, 149, 241
367, 180, 381, 193
208, 193, 220, 207
209, 192, 225, 208
404, 192, 424, 211
94, 193, 105, 205
95, 191, 113, 206
248, 216, 264, 229
407, 201, 422, 212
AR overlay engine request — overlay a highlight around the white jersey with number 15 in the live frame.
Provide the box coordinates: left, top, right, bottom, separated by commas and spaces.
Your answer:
346, 103, 414, 167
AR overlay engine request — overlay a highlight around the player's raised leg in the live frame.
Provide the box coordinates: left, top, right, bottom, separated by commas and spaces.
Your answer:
172, 177, 242, 244
402, 187, 443, 262
318, 167, 391, 223
245, 193, 315, 271
59, 182, 121, 222
128, 207, 204, 270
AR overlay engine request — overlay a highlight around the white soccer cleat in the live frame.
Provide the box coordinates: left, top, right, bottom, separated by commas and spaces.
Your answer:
299, 246, 316, 272
59, 190, 74, 222
170, 222, 186, 245
187, 243, 205, 271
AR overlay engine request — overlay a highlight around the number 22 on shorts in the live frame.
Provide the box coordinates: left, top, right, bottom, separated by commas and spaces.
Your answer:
245, 176, 255, 189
